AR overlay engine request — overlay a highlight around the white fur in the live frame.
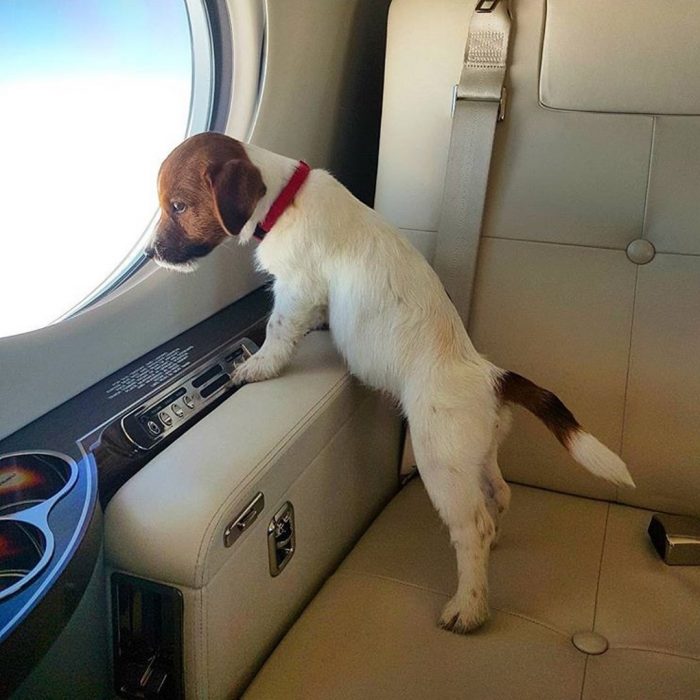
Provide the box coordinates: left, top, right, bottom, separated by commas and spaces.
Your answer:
191, 144, 632, 633
568, 430, 636, 488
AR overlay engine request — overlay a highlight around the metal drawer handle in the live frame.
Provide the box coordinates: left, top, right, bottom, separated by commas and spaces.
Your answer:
224, 492, 264, 548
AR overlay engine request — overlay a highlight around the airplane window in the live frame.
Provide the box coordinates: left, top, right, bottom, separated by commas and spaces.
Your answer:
0, 1, 214, 338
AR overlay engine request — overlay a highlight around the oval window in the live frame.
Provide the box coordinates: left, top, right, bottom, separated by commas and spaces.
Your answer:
0, 1, 213, 337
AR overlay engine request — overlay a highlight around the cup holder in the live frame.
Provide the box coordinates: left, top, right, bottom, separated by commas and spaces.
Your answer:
0, 453, 74, 516
0, 521, 48, 599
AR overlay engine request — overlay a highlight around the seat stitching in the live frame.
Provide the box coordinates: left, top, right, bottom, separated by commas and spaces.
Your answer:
606, 645, 700, 663
334, 570, 570, 638
615, 115, 655, 505
505, 479, 616, 507
335, 567, 450, 598
581, 501, 611, 699
591, 502, 611, 631
579, 655, 589, 700
490, 607, 570, 639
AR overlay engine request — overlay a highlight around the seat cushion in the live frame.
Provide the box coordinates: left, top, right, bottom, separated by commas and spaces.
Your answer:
245, 480, 700, 699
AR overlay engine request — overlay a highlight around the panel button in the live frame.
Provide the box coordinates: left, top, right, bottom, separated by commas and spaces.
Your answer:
171, 403, 184, 418
158, 411, 172, 426
183, 395, 195, 409
146, 420, 162, 436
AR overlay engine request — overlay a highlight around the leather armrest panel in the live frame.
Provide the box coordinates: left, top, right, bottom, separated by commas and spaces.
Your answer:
104, 332, 395, 588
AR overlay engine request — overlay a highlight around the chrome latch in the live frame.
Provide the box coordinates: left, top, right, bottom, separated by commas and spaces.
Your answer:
498, 86, 507, 121
648, 513, 700, 566
224, 492, 264, 548
450, 85, 507, 122
268, 502, 295, 576
475, 0, 501, 12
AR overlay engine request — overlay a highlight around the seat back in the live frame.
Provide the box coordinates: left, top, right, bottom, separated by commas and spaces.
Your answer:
376, 0, 700, 516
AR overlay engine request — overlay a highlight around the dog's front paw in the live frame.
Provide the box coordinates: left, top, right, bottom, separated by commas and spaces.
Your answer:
231, 355, 281, 386
439, 592, 490, 635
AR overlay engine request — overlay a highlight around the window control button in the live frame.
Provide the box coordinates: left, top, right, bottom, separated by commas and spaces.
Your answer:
159, 411, 173, 426
183, 395, 195, 409
171, 403, 184, 418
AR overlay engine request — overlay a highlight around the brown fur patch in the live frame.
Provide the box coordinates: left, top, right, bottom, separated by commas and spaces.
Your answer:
149, 132, 266, 266
497, 371, 580, 449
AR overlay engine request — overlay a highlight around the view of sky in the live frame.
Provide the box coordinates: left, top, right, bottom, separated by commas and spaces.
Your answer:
0, 1, 194, 337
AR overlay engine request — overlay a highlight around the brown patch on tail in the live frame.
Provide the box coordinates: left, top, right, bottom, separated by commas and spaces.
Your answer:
497, 371, 581, 449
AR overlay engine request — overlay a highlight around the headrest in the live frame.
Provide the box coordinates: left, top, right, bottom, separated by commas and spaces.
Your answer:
540, 0, 700, 115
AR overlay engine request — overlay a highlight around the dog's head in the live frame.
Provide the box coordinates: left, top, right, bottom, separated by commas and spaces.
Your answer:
146, 132, 266, 271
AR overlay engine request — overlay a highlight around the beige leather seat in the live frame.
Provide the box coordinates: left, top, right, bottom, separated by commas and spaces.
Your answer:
245, 478, 700, 699
245, 1, 700, 696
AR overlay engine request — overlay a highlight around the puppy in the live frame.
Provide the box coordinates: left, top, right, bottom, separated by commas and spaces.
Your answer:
147, 132, 635, 633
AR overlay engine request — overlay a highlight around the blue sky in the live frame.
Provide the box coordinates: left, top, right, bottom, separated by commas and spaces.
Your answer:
0, 0, 191, 80
0, 1, 195, 336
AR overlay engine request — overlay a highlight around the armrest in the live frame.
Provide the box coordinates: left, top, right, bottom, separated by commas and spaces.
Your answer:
104, 331, 364, 588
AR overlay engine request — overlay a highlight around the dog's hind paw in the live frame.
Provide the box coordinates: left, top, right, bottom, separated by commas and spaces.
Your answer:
438, 594, 490, 635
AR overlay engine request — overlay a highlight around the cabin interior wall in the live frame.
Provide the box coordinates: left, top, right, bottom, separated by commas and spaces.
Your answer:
0, 0, 390, 441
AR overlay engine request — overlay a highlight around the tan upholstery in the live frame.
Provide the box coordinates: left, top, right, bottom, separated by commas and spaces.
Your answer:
243, 2, 700, 697
246, 479, 700, 699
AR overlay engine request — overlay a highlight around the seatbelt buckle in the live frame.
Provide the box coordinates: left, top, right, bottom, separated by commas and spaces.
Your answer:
475, 0, 501, 12
498, 86, 507, 121
451, 85, 507, 122
475, 0, 512, 18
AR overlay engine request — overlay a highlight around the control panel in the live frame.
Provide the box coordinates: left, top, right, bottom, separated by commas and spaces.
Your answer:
120, 338, 258, 451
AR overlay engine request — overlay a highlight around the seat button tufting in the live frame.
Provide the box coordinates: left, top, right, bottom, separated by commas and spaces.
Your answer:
626, 238, 655, 265
572, 631, 609, 655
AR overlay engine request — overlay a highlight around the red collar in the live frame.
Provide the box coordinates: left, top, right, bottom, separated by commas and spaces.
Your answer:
253, 161, 310, 240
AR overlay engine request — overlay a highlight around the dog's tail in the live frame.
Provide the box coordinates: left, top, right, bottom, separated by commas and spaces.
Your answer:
496, 370, 635, 488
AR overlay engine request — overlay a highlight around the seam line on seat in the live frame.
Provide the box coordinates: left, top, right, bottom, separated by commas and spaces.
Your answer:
482, 234, 627, 253
608, 645, 700, 663
616, 262, 641, 503
579, 655, 589, 700
334, 570, 570, 639
591, 502, 611, 630
336, 567, 450, 598
580, 500, 610, 700
490, 607, 570, 639
505, 479, 616, 506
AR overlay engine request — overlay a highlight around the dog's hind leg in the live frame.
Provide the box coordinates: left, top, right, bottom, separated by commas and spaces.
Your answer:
482, 406, 512, 546
411, 417, 496, 634
481, 451, 510, 547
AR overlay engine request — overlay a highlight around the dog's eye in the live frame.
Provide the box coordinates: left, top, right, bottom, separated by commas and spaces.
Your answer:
172, 201, 187, 214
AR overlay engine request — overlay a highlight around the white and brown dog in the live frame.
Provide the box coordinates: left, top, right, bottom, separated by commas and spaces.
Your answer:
146, 132, 635, 634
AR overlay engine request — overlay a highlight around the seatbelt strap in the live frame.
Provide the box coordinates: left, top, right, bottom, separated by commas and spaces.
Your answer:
433, 0, 512, 324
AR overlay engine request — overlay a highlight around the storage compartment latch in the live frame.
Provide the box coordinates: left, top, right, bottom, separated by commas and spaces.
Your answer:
224, 492, 264, 548
648, 513, 700, 566
268, 502, 295, 576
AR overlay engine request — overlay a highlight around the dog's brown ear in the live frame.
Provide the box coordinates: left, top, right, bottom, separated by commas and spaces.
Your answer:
205, 159, 266, 236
